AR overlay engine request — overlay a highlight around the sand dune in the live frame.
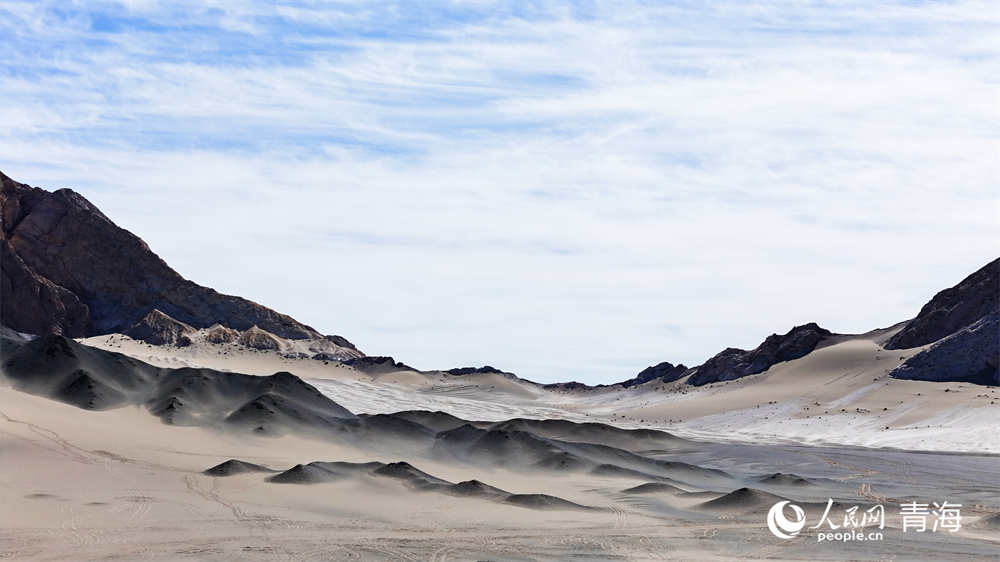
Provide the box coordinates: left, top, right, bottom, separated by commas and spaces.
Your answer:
267, 461, 387, 484
501, 493, 595, 512
4, 174, 997, 559
2, 306, 998, 559
1, 334, 160, 410
697, 487, 787, 512
2, 333, 365, 441
756, 472, 817, 487
212, 457, 597, 512
203, 459, 278, 476
620, 482, 687, 495
76, 327, 999, 454
3, 368, 998, 560
445, 478, 508, 499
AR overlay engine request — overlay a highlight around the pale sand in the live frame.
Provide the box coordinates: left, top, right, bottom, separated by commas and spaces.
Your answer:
79, 332, 1000, 454
3, 384, 999, 561
1, 333, 988, 560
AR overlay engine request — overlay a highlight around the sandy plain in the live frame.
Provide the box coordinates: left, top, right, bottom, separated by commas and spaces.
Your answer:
1, 329, 998, 561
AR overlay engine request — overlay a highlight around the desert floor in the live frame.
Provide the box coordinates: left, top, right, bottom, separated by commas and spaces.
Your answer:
2, 332, 998, 561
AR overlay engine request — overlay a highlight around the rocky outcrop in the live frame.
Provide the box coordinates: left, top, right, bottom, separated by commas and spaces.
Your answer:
541, 381, 593, 391
324, 334, 358, 352
616, 324, 831, 389
686, 323, 833, 386
881, 257, 999, 386
890, 310, 999, 385
304, 337, 360, 362
124, 309, 195, 347
0, 173, 354, 348
343, 356, 414, 374
446, 366, 512, 376
238, 325, 283, 351
885, 258, 999, 350
205, 324, 239, 344
620, 361, 690, 388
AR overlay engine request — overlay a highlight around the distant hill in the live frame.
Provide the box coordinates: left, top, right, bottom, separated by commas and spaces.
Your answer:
0, 331, 357, 435
627, 258, 998, 387
2, 172, 995, 387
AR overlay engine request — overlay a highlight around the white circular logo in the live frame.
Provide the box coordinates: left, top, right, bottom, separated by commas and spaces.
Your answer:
767, 501, 806, 539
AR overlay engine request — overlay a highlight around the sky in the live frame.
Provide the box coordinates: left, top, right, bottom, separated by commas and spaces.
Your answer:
1, 1, 998, 384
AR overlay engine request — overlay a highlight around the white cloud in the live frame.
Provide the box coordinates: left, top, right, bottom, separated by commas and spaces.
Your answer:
1, 1, 997, 382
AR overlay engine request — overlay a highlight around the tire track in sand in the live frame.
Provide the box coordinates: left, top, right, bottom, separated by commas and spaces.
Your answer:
95, 452, 154, 543
182, 473, 291, 561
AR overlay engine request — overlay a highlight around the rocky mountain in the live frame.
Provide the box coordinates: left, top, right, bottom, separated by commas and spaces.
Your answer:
686, 323, 834, 386
626, 259, 998, 388
0, 172, 357, 355
552, 321, 835, 390
615, 323, 834, 389
887, 259, 999, 385
889, 310, 998, 385
884, 258, 998, 350
619, 361, 690, 388
3, 172, 995, 388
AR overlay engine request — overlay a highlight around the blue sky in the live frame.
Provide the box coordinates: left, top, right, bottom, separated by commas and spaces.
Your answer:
2, 1, 997, 383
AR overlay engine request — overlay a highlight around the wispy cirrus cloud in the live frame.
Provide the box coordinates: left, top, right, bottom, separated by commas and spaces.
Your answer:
1, 1, 997, 382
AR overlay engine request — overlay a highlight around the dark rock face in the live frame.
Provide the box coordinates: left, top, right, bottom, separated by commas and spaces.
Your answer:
686, 323, 833, 386
885, 258, 999, 350
0, 173, 324, 341
890, 310, 999, 386
343, 356, 413, 374
324, 334, 358, 352
620, 361, 690, 387
1, 237, 92, 337
541, 381, 593, 391
446, 366, 511, 376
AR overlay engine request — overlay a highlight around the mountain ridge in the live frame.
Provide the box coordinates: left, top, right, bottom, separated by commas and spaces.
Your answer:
0, 172, 358, 353
1, 172, 995, 387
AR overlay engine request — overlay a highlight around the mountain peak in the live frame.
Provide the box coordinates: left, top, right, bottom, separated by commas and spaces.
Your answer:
0, 173, 342, 346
